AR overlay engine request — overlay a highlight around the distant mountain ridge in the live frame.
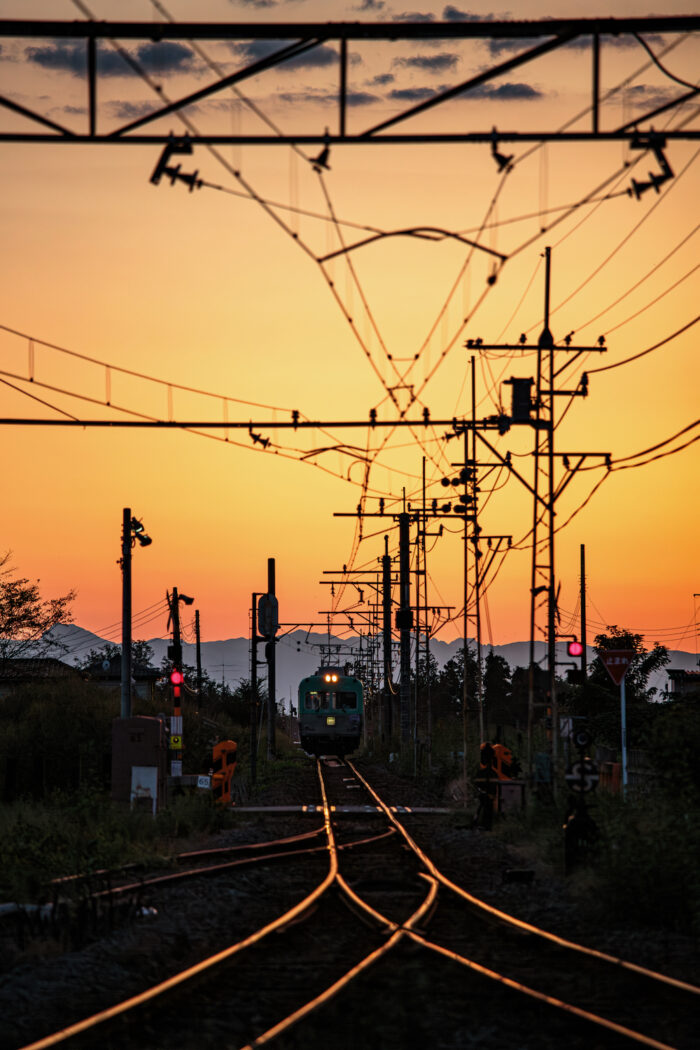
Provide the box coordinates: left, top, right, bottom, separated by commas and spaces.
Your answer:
48, 624, 698, 710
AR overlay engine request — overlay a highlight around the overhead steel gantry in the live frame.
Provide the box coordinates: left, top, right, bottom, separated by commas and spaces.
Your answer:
0, 16, 698, 145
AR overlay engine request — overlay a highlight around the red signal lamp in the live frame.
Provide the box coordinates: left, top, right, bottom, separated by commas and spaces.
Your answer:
170, 668, 184, 699
567, 640, 584, 658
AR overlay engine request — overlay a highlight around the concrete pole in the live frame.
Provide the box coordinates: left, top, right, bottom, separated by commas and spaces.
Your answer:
267, 558, 276, 760
382, 535, 392, 741
399, 512, 411, 746
250, 593, 258, 785
620, 677, 628, 799
120, 507, 132, 720
195, 609, 203, 697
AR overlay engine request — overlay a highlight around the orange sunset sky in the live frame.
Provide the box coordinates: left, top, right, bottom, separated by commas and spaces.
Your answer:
0, 1, 698, 658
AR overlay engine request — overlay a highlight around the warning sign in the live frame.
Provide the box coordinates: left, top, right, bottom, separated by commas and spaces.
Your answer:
600, 650, 635, 686
169, 734, 182, 749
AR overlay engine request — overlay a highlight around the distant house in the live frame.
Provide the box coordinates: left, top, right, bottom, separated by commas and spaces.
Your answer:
665, 668, 700, 699
0, 657, 84, 697
82, 654, 161, 702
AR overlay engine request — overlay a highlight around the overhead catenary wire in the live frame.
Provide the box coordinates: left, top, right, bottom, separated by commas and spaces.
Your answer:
10, 5, 696, 637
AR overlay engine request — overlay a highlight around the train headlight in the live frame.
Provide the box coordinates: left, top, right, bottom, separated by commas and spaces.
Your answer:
324, 674, 331, 682
331, 674, 338, 682
326, 716, 336, 726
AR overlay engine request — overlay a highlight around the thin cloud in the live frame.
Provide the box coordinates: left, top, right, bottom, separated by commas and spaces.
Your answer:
277, 88, 378, 106
388, 86, 437, 101
355, 0, 386, 10
486, 33, 665, 57
394, 52, 460, 73
392, 12, 437, 22
471, 81, 543, 99
614, 83, 677, 108
387, 79, 543, 102
443, 5, 494, 21
227, 0, 278, 7
107, 99, 167, 121
370, 73, 395, 85
233, 40, 340, 70
25, 41, 197, 78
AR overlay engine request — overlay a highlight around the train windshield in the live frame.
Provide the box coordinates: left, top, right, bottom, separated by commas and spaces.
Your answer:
305, 690, 358, 711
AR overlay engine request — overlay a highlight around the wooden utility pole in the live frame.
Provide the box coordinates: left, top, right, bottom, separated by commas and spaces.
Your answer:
195, 609, 203, 697
120, 507, 132, 721
266, 557, 277, 760
250, 593, 258, 785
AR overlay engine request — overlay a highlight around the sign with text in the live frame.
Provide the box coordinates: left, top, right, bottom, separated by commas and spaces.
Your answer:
600, 649, 635, 686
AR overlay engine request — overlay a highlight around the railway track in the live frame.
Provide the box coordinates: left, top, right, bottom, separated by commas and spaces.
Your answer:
5, 757, 699, 1050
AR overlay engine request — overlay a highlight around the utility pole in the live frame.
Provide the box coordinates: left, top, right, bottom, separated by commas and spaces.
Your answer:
121, 508, 132, 721
266, 557, 277, 760
398, 509, 412, 746
195, 609, 203, 697
250, 593, 258, 785
120, 508, 152, 720
168, 587, 184, 777
471, 356, 485, 742
382, 535, 392, 741
462, 426, 470, 796
580, 544, 587, 681
471, 249, 608, 784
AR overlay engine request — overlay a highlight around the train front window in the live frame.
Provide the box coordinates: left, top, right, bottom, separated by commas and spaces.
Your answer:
305, 691, 330, 710
334, 691, 357, 710
305, 690, 357, 710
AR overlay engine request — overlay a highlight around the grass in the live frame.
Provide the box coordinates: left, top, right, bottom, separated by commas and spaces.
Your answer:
491, 784, 700, 936
0, 790, 235, 903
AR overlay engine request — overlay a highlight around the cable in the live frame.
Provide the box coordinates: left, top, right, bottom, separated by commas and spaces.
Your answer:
586, 314, 699, 375
632, 32, 699, 92
575, 224, 699, 335
549, 146, 700, 322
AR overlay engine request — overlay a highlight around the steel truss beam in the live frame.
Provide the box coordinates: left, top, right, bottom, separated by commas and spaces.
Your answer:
0, 17, 698, 145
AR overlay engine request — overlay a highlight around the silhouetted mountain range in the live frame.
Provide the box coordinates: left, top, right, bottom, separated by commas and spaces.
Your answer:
48, 624, 698, 710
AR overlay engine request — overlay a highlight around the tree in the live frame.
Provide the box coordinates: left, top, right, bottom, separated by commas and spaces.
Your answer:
564, 626, 670, 749
433, 645, 478, 720
483, 650, 512, 726
590, 626, 669, 702
79, 640, 157, 671
0, 554, 75, 668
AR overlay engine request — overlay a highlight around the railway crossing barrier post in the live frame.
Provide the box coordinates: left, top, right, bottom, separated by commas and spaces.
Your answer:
563, 728, 599, 871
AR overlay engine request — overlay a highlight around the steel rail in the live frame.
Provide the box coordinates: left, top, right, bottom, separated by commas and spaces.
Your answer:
404, 912, 677, 1050
237, 879, 439, 1049
241, 762, 679, 1050
346, 761, 700, 997
235, 758, 438, 1047
91, 843, 330, 898
16, 771, 340, 1050
96, 825, 397, 898
177, 824, 325, 860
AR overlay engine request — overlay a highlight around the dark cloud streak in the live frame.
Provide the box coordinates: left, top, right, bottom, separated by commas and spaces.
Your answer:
25, 40, 196, 78
232, 40, 340, 70
394, 52, 460, 73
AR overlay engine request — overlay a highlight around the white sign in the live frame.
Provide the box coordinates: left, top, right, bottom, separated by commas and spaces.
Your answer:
197, 775, 211, 790
565, 759, 599, 793
170, 760, 183, 776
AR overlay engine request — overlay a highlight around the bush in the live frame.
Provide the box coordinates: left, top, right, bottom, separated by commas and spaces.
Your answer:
578, 792, 700, 934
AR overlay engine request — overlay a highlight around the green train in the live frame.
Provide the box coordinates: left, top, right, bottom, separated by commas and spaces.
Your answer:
298, 667, 364, 757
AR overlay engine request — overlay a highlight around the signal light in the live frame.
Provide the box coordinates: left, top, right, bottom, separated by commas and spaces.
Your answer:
170, 668, 184, 698
567, 640, 584, 658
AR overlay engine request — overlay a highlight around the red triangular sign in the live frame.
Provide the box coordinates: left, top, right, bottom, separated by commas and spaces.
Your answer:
600, 649, 635, 686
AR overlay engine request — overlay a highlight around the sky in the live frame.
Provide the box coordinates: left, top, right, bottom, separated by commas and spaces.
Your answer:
0, 1, 698, 670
